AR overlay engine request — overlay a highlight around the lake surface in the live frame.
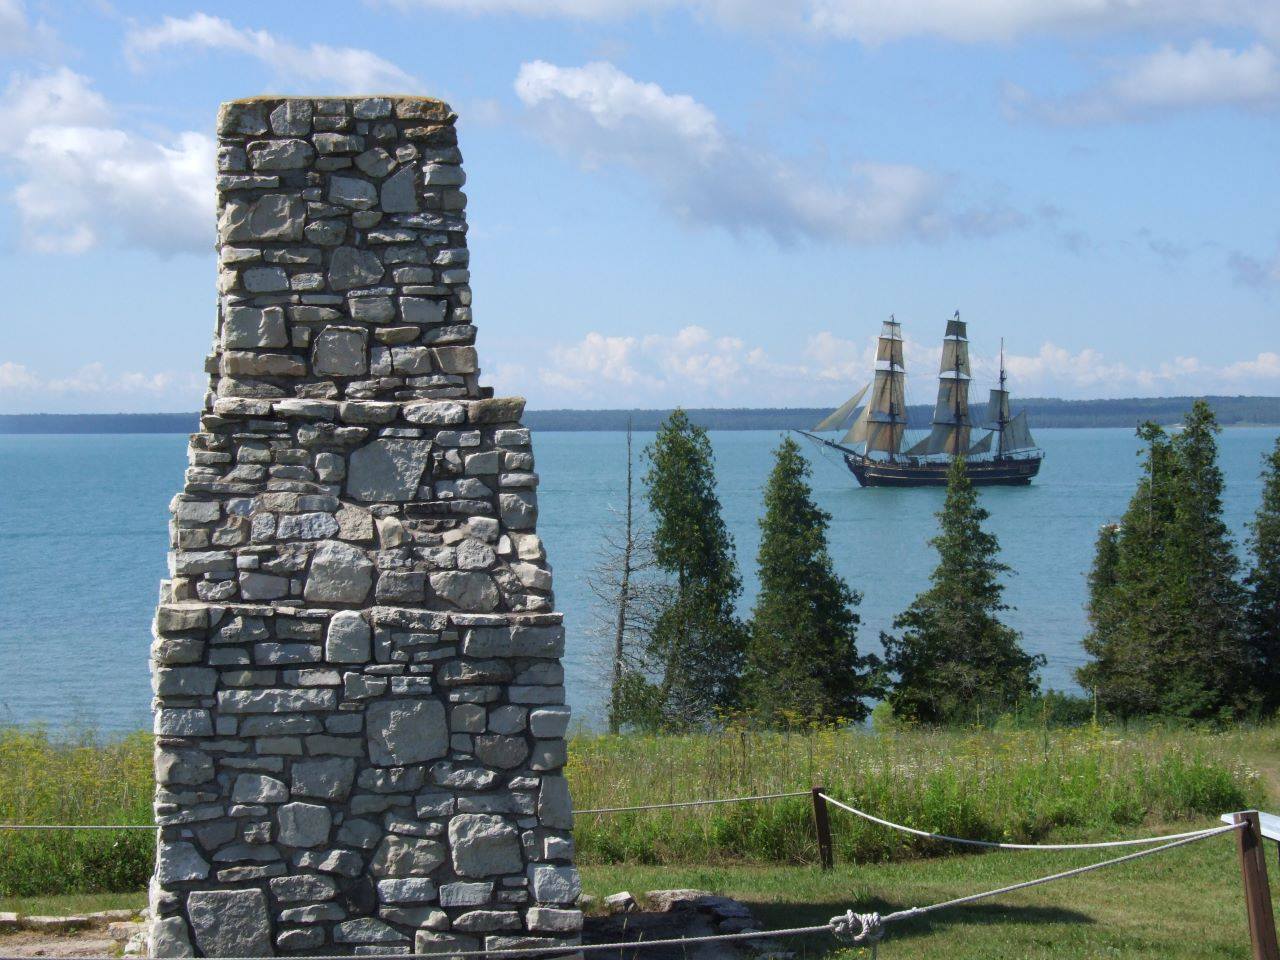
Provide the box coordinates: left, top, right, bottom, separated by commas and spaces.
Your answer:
2, 427, 1277, 733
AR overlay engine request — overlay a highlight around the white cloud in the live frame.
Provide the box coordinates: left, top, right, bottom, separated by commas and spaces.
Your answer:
514, 60, 1012, 244
0, 68, 214, 254
0, 361, 205, 413
1010, 40, 1280, 123
126, 13, 420, 92
389, 0, 1280, 44
489, 327, 1280, 407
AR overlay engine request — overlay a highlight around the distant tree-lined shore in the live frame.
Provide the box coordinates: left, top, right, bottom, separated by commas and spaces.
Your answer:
4, 395, 1280, 434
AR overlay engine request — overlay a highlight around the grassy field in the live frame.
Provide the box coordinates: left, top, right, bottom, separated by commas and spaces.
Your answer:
0, 722, 1276, 957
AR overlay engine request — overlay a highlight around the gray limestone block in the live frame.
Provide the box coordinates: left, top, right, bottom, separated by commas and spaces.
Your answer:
304, 540, 374, 603
291, 756, 357, 800
498, 491, 538, 530
423, 164, 466, 186
448, 814, 524, 878
528, 864, 581, 905
537, 776, 573, 831
328, 246, 384, 290
473, 735, 527, 770
276, 511, 341, 540
277, 802, 332, 847
371, 834, 446, 877
249, 138, 315, 170
270, 99, 312, 136
390, 345, 433, 374
269, 873, 338, 902
439, 881, 494, 907
453, 910, 521, 932
276, 927, 324, 950
334, 918, 407, 944
381, 165, 418, 212
155, 841, 210, 884
378, 877, 438, 904
238, 572, 290, 600
149, 914, 193, 958
154, 708, 214, 738
231, 773, 288, 804
219, 193, 305, 242
429, 571, 498, 611
326, 610, 372, 662
487, 705, 526, 735
336, 817, 382, 848
216, 688, 338, 713
242, 266, 289, 293
153, 667, 216, 696
527, 908, 584, 933
186, 889, 273, 958
400, 296, 446, 325
528, 706, 572, 739
346, 438, 432, 502
356, 147, 397, 177
312, 326, 369, 376
377, 570, 427, 601
328, 176, 378, 210
416, 931, 480, 955
366, 699, 448, 766
351, 296, 396, 323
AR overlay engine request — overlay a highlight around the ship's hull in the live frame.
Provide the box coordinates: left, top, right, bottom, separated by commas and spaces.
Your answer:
844, 452, 1042, 487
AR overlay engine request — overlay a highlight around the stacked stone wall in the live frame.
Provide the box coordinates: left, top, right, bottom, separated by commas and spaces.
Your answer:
149, 96, 579, 957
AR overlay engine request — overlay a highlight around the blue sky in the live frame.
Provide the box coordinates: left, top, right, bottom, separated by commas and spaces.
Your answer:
0, 0, 1277, 413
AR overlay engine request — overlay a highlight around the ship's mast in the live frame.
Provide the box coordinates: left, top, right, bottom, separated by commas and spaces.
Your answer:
997, 338, 1007, 456
864, 315, 907, 460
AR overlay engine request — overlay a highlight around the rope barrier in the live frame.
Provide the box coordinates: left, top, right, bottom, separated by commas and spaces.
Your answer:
819, 792, 1235, 850
0, 817, 1243, 959
576, 791, 810, 815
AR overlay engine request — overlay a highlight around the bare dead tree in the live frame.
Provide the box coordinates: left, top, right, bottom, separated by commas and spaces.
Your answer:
585, 420, 664, 733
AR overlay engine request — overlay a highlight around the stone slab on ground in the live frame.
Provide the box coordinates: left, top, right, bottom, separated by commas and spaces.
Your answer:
585, 892, 790, 960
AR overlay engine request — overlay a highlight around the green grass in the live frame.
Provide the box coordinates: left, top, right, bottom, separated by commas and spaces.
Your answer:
581, 832, 1266, 959
0, 722, 1272, 911
569, 725, 1266, 865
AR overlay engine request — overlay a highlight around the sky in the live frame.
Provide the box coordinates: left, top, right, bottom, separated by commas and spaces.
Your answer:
0, 0, 1277, 413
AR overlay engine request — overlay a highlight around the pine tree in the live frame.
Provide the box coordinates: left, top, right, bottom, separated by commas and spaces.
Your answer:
1160, 400, 1250, 718
1077, 523, 1120, 700
883, 456, 1042, 724
1080, 406, 1251, 720
1245, 438, 1280, 713
746, 436, 880, 725
1079, 423, 1182, 717
639, 409, 746, 728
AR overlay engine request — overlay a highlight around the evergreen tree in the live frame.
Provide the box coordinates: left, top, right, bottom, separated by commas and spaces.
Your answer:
883, 456, 1042, 724
1077, 523, 1120, 700
1245, 438, 1280, 713
638, 409, 746, 728
746, 436, 881, 725
1161, 400, 1250, 718
1079, 405, 1251, 720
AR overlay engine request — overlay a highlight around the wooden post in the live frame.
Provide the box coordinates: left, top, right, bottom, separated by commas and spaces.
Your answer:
812, 786, 833, 871
1235, 810, 1280, 960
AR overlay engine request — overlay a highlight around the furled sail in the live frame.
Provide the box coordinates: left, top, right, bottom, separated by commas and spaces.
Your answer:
1002, 410, 1037, 451
813, 382, 869, 432
914, 312, 973, 456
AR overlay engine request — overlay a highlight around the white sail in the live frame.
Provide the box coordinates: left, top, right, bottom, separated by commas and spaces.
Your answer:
921, 313, 972, 455
844, 401, 873, 444
967, 431, 994, 455
1003, 410, 1036, 451
985, 388, 1011, 429
876, 337, 904, 368
813, 382, 869, 431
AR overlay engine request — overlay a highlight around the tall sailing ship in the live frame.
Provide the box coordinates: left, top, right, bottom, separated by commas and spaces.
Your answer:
800, 313, 1043, 487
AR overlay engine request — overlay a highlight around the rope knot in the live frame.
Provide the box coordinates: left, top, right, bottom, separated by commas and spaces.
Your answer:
831, 910, 884, 946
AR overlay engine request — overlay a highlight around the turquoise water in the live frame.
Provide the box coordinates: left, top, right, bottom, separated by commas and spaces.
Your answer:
2, 427, 1278, 733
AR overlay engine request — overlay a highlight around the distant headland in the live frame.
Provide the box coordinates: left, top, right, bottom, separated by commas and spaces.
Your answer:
2, 395, 1279, 434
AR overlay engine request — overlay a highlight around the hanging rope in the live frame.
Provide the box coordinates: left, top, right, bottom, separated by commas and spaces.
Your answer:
819, 792, 1235, 850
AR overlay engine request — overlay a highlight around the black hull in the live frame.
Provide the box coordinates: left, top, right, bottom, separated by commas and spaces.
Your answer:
844, 452, 1042, 487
